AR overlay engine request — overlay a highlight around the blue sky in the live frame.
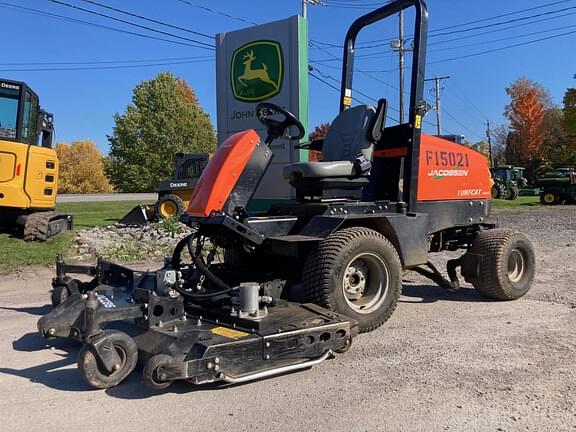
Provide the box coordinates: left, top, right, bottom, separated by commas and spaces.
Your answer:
1, 0, 575, 152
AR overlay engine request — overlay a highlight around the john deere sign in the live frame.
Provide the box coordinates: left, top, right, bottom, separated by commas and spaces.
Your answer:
231, 41, 283, 102
216, 15, 308, 204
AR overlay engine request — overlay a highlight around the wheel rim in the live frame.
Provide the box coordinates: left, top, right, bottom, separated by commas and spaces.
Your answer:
101, 344, 127, 376
491, 187, 498, 198
342, 252, 389, 314
507, 248, 525, 283
160, 201, 177, 218
544, 193, 556, 204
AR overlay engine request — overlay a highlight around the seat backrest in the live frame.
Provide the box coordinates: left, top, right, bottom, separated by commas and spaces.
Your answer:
321, 104, 376, 162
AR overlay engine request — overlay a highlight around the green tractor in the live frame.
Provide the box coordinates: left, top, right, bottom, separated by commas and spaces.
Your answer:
537, 168, 576, 205
490, 165, 520, 200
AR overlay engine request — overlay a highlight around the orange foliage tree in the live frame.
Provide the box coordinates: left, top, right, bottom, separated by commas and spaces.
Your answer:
308, 122, 330, 161
504, 78, 552, 165
56, 140, 113, 193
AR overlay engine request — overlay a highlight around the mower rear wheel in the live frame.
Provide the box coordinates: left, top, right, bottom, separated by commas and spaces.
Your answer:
143, 354, 174, 390
78, 330, 138, 389
303, 227, 401, 333
155, 194, 184, 219
467, 229, 535, 300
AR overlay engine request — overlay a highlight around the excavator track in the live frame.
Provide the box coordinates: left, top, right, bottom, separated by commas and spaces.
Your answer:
23, 211, 73, 242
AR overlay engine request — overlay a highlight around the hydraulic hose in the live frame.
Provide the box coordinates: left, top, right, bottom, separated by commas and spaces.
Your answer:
170, 233, 235, 300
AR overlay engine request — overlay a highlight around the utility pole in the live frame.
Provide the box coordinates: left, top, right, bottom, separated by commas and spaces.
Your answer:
302, 0, 322, 19
486, 120, 494, 167
424, 75, 450, 135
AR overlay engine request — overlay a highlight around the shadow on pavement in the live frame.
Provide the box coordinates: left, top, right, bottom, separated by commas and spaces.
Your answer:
0, 304, 52, 316
401, 283, 488, 303
0, 332, 88, 392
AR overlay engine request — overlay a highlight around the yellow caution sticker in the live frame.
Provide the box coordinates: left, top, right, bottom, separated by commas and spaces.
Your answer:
343, 96, 352, 107
210, 326, 249, 339
415, 115, 422, 129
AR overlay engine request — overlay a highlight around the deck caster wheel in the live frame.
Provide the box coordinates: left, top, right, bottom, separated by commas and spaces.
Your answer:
51, 284, 70, 307
77, 330, 138, 389
303, 227, 402, 333
467, 229, 535, 300
143, 354, 174, 390
51, 278, 80, 307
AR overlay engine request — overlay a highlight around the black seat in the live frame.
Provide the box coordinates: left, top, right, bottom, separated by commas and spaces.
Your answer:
283, 101, 386, 200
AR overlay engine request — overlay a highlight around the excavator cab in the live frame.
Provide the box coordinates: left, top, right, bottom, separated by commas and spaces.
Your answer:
0, 78, 71, 241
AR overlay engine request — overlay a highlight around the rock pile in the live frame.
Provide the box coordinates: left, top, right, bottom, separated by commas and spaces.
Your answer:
71, 221, 194, 262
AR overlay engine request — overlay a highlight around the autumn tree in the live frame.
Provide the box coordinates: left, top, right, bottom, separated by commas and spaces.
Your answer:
56, 140, 113, 193
308, 122, 330, 161
106, 72, 216, 192
504, 78, 552, 166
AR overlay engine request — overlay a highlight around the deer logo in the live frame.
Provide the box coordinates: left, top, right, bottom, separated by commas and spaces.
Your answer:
238, 50, 278, 90
231, 41, 283, 102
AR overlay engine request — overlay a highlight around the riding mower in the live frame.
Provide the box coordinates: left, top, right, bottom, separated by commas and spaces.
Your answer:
37, 0, 535, 391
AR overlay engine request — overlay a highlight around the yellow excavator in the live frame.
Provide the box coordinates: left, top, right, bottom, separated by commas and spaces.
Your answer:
0, 78, 72, 241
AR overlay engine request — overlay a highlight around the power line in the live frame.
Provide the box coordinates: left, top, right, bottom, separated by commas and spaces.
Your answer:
173, 0, 258, 26
0, 2, 211, 49
46, 0, 215, 49
0, 58, 214, 72
429, 28, 576, 64
312, 0, 576, 50
0, 55, 213, 66
76, 0, 214, 40
443, 109, 485, 141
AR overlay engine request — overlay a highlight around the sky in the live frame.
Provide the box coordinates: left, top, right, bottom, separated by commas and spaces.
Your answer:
1, 0, 575, 153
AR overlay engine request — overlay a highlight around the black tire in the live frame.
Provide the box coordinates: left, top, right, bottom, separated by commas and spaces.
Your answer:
467, 229, 535, 300
155, 194, 185, 220
143, 354, 174, 390
78, 330, 138, 389
540, 191, 560, 205
507, 186, 519, 200
491, 182, 506, 199
51, 284, 70, 307
302, 227, 402, 333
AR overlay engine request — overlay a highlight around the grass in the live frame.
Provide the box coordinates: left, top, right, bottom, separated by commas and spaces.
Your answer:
491, 196, 540, 208
0, 200, 153, 273
56, 201, 153, 229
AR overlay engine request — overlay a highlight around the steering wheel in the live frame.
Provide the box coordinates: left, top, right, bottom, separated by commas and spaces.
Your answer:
255, 103, 305, 143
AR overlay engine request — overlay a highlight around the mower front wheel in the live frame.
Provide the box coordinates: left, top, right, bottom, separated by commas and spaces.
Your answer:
467, 229, 535, 300
78, 330, 138, 389
51, 285, 70, 307
303, 227, 401, 333
143, 354, 174, 390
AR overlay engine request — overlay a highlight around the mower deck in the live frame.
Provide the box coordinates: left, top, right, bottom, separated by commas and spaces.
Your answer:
39, 259, 356, 389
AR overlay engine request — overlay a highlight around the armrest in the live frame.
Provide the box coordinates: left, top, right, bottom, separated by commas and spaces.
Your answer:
295, 139, 324, 151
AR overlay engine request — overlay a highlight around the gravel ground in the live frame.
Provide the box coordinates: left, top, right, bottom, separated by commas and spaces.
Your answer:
0, 206, 575, 432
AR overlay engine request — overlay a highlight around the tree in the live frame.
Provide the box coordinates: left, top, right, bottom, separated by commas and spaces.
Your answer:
106, 72, 216, 192
563, 88, 576, 138
56, 141, 113, 194
504, 77, 552, 165
489, 124, 508, 165
308, 122, 330, 161
541, 108, 570, 166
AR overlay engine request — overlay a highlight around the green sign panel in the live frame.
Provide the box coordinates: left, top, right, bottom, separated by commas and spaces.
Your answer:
231, 40, 284, 102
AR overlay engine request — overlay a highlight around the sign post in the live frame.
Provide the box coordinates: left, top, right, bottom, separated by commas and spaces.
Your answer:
216, 16, 309, 209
